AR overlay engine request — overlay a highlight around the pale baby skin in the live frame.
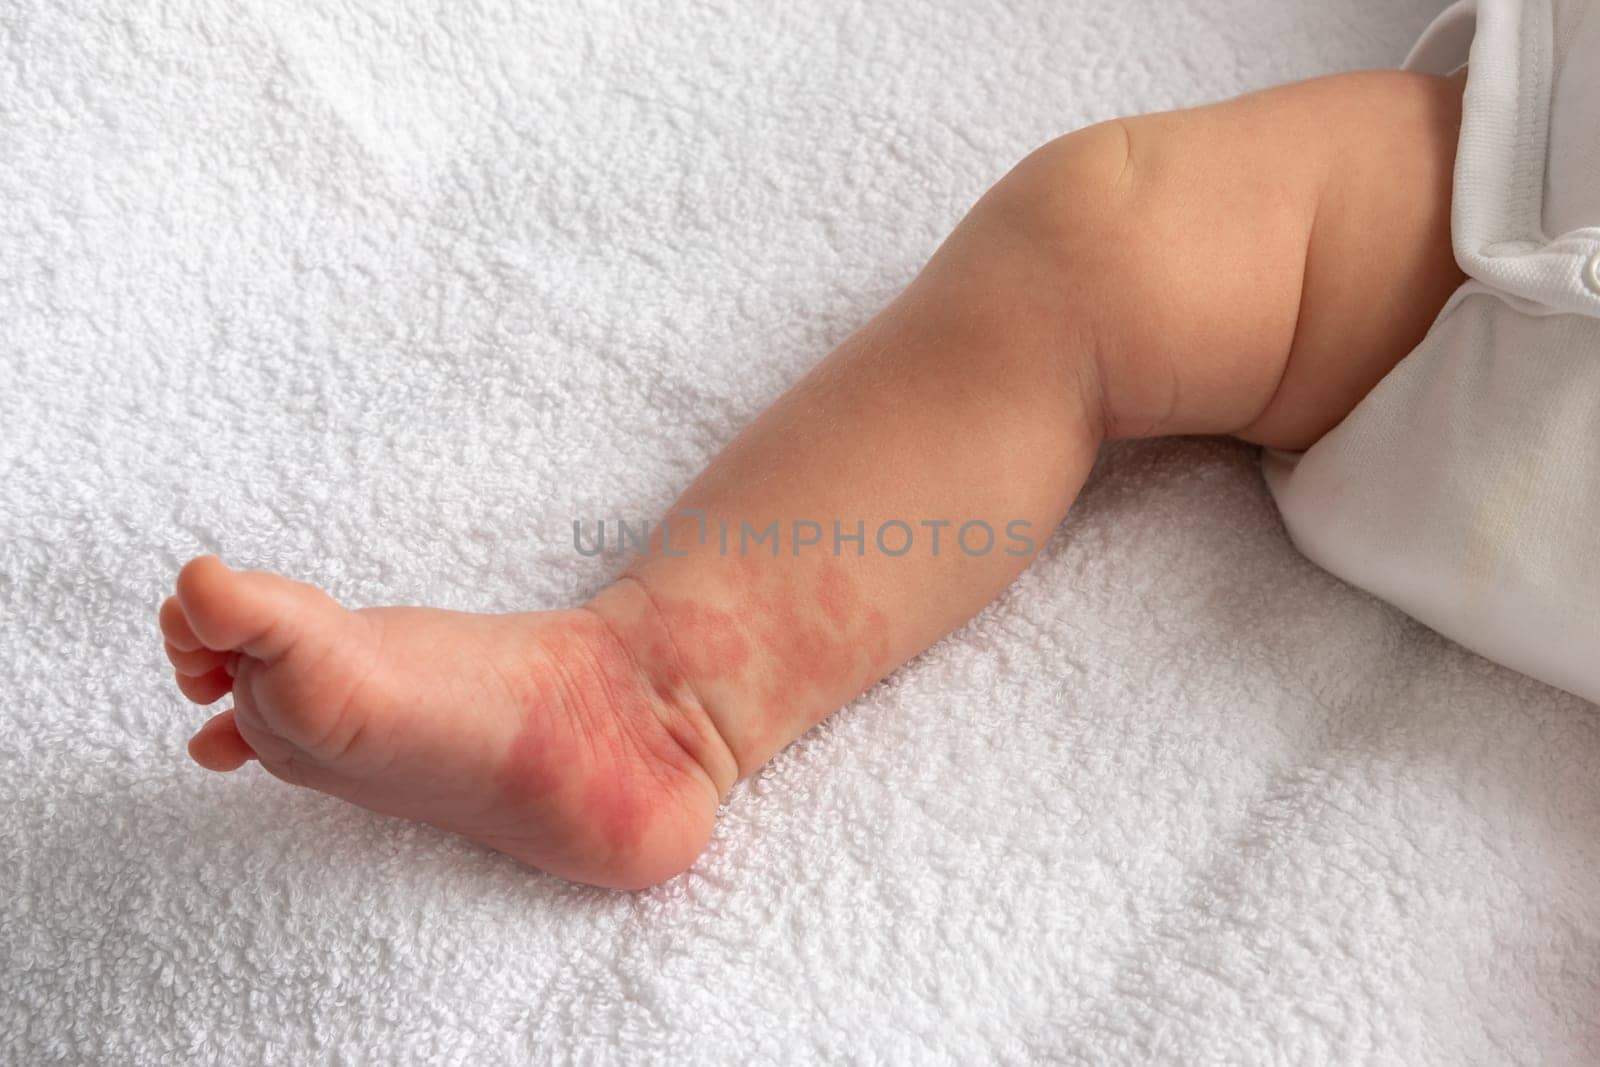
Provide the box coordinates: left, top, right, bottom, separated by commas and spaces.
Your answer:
160, 71, 1466, 889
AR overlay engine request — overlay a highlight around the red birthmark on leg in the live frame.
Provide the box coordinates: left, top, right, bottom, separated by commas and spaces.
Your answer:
782, 599, 855, 689
815, 560, 860, 630
634, 557, 899, 767
744, 583, 868, 751
664, 601, 750, 684
610, 573, 753, 693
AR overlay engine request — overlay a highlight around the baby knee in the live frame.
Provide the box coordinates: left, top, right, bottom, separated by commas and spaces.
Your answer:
899, 121, 1142, 434
959, 99, 1327, 440
978, 120, 1135, 247
951, 120, 1143, 319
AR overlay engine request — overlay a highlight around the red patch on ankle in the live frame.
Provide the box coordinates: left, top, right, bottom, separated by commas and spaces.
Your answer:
632, 557, 897, 768
815, 562, 858, 629
739, 564, 891, 750
663, 601, 749, 684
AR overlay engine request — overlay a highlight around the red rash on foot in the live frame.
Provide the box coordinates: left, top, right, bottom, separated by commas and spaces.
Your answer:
581, 769, 650, 858
496, 676, 574, 807
492, 615, 694, 858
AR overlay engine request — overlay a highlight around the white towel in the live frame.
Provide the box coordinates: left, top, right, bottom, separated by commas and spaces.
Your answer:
4, 1, 1597, 1062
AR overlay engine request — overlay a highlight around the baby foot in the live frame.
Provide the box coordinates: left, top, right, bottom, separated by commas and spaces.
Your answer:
159, 556, 734, 889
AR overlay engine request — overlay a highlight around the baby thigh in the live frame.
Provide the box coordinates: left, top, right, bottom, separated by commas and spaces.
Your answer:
1042, 70, 1467, 449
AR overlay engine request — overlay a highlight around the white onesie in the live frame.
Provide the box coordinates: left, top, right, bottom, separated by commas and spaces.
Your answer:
1264, 0, 1600, 705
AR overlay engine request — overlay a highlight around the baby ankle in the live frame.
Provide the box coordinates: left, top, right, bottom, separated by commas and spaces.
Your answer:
581, 577, 743, 798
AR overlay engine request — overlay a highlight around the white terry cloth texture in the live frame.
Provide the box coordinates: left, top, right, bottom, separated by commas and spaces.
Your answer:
1267, 0, 1600, 707
3, 1, 1598, 1063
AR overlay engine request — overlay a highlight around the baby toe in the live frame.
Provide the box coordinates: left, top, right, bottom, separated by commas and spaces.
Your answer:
160, 595, 203, 652
175, 555, 340, 662
166, 641, 226, 677
174, 665, 234, 705
188, 709, 257, 771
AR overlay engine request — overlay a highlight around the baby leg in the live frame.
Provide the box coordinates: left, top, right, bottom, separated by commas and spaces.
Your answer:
608, 69, 1467, 775
160, 70, 1465, 888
